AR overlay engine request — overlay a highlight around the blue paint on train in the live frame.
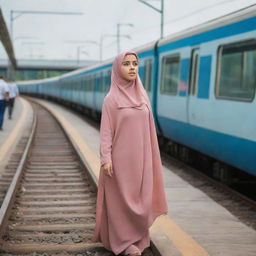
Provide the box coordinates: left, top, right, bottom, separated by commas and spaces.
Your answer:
138, 50, 154, 59
179, 58, 190, 97
158, 115, 256, 174
198, 56, 212, 99
159, 16, 256, 52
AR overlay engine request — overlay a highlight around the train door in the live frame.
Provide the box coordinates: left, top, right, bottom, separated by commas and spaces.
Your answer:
187, 47, 200, 124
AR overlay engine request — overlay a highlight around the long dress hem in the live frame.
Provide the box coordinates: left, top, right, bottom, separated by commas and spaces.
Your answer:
92, 168, 168, 255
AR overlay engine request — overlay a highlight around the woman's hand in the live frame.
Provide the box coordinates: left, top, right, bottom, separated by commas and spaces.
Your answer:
102, 162, 113, 177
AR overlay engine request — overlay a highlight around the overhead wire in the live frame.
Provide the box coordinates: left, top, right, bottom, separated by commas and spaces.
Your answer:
126, 0, 255, 37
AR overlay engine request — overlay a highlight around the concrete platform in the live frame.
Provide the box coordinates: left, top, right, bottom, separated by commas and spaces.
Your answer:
27, 97, 256, 256
0, 97, 33, 173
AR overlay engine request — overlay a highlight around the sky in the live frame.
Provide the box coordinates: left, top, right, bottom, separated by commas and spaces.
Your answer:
0, 0, 255, 62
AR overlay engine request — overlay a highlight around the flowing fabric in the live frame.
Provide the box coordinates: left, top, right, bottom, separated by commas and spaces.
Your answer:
92, 51, 168, 255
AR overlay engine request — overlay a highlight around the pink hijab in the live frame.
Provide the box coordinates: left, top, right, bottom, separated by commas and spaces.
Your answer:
108, 51, 150, 109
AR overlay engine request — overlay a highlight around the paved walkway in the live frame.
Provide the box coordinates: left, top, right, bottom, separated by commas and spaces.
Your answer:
0, 97, 33, 174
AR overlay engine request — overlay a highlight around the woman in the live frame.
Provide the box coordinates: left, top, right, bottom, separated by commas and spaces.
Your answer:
92, 51, 168, 256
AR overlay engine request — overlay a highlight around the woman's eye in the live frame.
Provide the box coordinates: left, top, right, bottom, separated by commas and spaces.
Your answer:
122, 61, 138, 66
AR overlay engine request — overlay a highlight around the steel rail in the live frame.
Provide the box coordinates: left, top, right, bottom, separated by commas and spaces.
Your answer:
0, 110, 37, 236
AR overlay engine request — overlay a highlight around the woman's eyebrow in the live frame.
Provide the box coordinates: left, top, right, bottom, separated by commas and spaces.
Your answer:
122, 61, 138, 63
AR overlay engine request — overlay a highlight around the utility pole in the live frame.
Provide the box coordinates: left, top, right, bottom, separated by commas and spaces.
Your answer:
77, 46, 88, 66
117, 23, 133, 54
138, 0, 164, 39
100, 34, 131, 62
100, 35, 116, 62
65, 40, 99, 62
21, 41, 45, 59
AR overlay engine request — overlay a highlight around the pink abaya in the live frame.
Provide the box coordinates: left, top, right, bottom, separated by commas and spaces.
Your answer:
92, 51, 168, 255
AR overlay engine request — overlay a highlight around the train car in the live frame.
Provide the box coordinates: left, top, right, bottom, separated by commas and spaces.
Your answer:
155, 6, 256, 180
18, 5, 256, 181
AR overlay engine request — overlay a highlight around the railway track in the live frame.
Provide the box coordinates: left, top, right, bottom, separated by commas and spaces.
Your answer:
0, 137, 29, 207
0, 103, 156, 256
0, 103, 102, 255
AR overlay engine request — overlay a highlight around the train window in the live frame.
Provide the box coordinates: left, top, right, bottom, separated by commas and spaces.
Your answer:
104, 72, 108, 92
99, 74, 101, 91
88, 76, 91, 91
161, 54, 180, 95
105, 69, 111, 92
80, 78, 82, 90
94, 75, 97, 90
88, 75, 91, 91
91, 75, 94, 91
87, 75, 91, 91
78, 79, 80, 90
82, 77, 86, 90
86, 76, 89, 91
189, 48, 199, 95
216, 40, 256, 101
88, 75, 92, 91
100, 72, 105, 92
91, 74, 96, 91
84, 76, 87, 91
83, 77, 86, 91
144, 59, 152, 92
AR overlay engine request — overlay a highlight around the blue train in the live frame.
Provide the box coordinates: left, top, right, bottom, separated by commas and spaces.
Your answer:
19, 6, 256, 180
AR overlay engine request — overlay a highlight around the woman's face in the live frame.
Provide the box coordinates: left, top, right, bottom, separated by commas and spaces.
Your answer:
120, 54, 138, 81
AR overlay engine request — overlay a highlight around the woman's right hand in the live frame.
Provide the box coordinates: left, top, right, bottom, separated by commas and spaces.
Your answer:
101, 162, 113, 177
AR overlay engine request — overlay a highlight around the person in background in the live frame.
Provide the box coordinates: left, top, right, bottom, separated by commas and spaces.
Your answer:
7, 79, 19, 119
0, 76, 9, 130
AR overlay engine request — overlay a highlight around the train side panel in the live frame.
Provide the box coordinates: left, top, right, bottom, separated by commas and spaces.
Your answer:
156, 16, 256, 175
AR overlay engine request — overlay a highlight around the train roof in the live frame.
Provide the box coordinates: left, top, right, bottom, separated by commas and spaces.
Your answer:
59, 40, 157, 80
60, 58, 112, 80
158, 4, 256, 47
18, 75, 59, 85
